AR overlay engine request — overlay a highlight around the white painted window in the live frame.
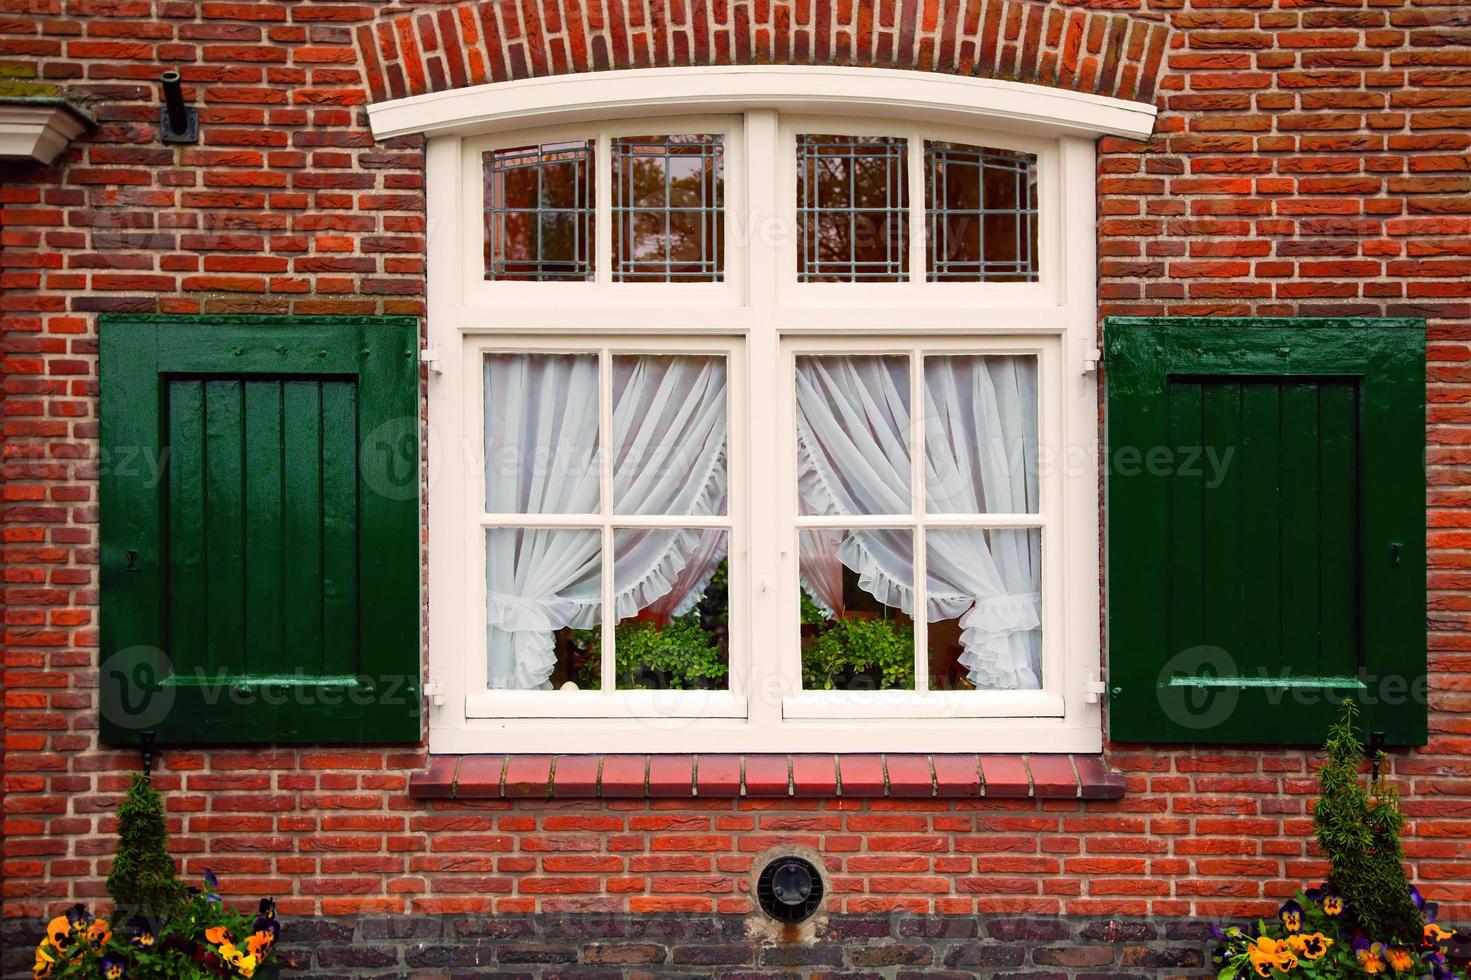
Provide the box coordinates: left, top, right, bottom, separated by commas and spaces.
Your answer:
388, 67, 1157, 754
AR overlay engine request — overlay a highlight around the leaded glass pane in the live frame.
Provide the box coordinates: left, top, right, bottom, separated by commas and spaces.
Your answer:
796, 135, 909, 283
924, 141, 1039, 282
613, 135, 724, 282
484, 140, 595, 281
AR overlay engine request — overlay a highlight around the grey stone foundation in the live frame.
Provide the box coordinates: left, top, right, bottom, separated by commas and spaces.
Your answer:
5, 913, 1212, 979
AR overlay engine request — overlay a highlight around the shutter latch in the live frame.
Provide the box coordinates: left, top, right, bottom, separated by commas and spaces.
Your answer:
1083, 674, 1107, 703
422, 679, 445, 707
1082, 348, 1103, 374
420, 345, 442, 376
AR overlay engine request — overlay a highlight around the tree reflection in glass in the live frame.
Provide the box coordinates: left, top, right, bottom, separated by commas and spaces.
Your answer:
613, 135, 724, 282
796, 135, 908, 283
484, 140, 596, 281
924, 141, 1039, 282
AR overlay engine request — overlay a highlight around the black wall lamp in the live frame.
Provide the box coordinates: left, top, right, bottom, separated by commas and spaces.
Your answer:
158, 70, 198, 144
1367, 729, 1387, 782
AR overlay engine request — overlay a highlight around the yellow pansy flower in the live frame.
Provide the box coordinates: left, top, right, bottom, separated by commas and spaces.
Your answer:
44, 917, 70, 948
1386, 946, 1415, 972
1286, 933, 1331, 960
32, 944, 57, 979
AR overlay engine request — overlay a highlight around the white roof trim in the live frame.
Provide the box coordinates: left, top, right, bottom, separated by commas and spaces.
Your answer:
367, 65, 1158, 142
0, 101, 91, 164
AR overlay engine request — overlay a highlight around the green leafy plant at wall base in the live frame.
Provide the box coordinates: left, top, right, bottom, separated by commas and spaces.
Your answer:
1313, 699, 1423, 944
34, 877, 282, 979
1210, 701, 1461, 980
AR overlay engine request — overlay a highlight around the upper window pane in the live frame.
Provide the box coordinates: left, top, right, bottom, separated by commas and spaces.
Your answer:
485, 353, 600, 513
613, 135, 725, 283
923, 354, 1039, 514
796, 354, 911, 515
612, 354, 727, 515
797, 135, 908, 283
484, 140, 595, 281
925, 141, 1038, 282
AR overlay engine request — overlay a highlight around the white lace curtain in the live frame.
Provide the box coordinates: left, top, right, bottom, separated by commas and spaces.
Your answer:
796, 354, 1042, 690
484, 353, 727, 689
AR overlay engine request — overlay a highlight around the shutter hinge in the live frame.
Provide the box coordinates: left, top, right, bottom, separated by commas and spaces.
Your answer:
422, 679, 445, 707
1083, 347, 1104, 374
1083, 674, 1107, 704
420, 345, 442, 376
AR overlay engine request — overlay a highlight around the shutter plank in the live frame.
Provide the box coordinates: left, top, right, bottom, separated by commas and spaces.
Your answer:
1200, 382, 1244, 675
1318, 381, 1359, 678
244, 381, 287, 676
204, 380, 246, 676
1279, 382, 1323, 679
1166, 381, 1204, 668
321, 380, 359, 677
283, 381, 326, 675
167, 381, 208, 674
1237, 383, 1283, 675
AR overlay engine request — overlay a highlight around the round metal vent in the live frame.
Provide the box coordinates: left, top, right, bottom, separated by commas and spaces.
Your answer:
756, 856, 823, 923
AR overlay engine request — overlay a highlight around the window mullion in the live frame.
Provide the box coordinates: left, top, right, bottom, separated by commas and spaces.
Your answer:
908, 132, 925, 286
910, 346, 928, 695
744, 109, 784, 727
599, 347, 615, 693
596, 131, 612, 285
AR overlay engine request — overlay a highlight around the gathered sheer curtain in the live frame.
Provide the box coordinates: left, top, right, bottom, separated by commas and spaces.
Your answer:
796, 354, 1042, 689
484, 353, 727, 689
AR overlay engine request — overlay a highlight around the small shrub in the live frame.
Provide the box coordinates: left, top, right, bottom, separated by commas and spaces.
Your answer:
38, 774, 283, 978
106, 772, 186, 921
1314, 700, 1422, 944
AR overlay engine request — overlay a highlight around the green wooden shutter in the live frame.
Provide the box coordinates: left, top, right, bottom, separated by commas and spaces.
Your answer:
1105, 317, 1426, 746
99, 315, 421, 745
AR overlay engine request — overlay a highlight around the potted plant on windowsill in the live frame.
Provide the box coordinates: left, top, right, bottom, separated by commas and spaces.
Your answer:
800, 613, 915, 691
613, 613, 729, 690
570, 616, 729, 691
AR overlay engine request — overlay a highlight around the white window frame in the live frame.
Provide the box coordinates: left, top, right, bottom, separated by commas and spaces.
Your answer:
462, 334, 748, 721
779, 336, 1060, 721
382, 66, 1158, 755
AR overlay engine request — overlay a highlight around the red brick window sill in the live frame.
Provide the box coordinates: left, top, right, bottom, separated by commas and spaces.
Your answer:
408, 754, 1124, 801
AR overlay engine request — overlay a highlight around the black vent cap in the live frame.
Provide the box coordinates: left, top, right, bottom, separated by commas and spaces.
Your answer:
756, 856, 823, 923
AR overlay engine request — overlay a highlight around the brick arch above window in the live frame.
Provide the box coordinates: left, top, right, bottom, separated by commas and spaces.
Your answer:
353, 0, 1172, 108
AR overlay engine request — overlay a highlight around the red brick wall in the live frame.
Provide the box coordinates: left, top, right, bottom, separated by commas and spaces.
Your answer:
3, 0, 1469, 942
